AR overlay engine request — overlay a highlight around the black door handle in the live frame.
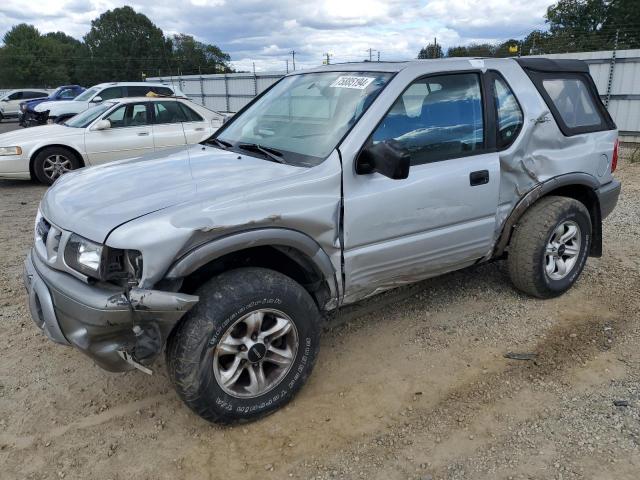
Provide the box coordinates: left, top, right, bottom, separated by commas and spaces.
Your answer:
469, 170, 489, 186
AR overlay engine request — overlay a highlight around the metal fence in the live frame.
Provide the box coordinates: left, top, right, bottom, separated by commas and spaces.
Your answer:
145, 72, 285, 113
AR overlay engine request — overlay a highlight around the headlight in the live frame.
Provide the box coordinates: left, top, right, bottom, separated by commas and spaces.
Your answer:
64, 233, 143, 282
0, 146, 22, 156
64, 234, 103, 277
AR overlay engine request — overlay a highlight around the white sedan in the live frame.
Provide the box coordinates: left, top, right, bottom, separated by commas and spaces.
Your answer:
0, 97, 224, 185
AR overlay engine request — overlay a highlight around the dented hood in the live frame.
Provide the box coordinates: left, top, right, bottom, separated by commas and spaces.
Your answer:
40, 145, 304, 242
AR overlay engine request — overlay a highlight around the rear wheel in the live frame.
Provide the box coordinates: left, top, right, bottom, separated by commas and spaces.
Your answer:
32, 147, 81, 185
166, 267, 321, 424
508, 196, 591, 298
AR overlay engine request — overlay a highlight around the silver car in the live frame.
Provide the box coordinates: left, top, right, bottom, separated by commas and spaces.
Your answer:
24, 58, 621, 423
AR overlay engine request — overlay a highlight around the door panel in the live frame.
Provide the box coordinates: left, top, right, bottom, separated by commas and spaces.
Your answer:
84, 102, 153, 165
180, 103, 212, 143
342, 72, 501, 302
4, 92, 23, 115
343, 153, 500, 298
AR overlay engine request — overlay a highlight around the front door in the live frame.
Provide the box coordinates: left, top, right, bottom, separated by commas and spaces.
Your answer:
3, 91, 23, 116
341, 72, 501, 301
84, 102, 154, 165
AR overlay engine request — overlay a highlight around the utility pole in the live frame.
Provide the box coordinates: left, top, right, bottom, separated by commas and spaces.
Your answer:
367, 48, 374, 61
377, 51, 380, 62
433, 37, 438, 58
290, 50, 296, 71
286, 59, 289, 73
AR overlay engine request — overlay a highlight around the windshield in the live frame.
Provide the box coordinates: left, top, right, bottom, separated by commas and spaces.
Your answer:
74, 87, 99, 102
49, 87, 64, 99
64, 102, 115, 128
215, 71, 393, 166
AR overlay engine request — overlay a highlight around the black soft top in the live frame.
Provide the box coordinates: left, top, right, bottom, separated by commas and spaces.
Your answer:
515, 58, 590, 73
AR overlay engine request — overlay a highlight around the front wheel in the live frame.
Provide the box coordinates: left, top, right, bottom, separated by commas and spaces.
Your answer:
166, 267, 321, 424
508, 196, 591, 298
32, 146, 81, 185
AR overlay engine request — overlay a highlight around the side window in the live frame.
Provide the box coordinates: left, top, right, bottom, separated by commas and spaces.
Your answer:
58, 89, 76, 99
128, 86, 151, 97
493, 77, 523, 149
8, 92, 22, 100
99, 87, 124, 101
104, 105, 126, 127
104, 103, 149, 128
151, 86, 174, 96
179, 103, 204, 122
542, 77, 602, 129
371, 73, 484, 165
153, 101, 187, 124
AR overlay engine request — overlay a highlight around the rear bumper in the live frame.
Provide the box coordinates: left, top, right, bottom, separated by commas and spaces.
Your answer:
24, 249, 198, 372
597, 179, 621, 219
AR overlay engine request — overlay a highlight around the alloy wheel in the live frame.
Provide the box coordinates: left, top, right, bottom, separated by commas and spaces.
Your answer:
213, 309, 299, 398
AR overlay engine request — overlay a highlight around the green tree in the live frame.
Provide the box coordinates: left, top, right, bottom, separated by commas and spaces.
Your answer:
418, 42, 444, 59
446, 43, 496, 57
0, 24, 81, 87
82, 6, 172, 83
170, 34, 231, 74
603, 0, 640, 48
545, 0, 608, 52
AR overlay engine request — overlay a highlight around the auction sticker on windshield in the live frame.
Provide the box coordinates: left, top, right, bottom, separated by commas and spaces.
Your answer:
330, 76, 375, 89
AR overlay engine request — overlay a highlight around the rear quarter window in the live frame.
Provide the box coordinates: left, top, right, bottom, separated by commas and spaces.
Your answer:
525, 70, 614, 136
543, 78, 601, 129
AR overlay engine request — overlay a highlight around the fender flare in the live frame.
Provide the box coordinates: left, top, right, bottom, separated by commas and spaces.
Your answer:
165, 228, 339, 305
494, 172, 602, 257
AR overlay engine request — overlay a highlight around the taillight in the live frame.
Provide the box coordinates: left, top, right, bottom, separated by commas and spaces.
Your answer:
611, 138, 619, 173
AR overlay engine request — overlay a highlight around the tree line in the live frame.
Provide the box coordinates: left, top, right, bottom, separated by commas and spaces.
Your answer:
0, 6, 233, 88
418, 0, 639, 59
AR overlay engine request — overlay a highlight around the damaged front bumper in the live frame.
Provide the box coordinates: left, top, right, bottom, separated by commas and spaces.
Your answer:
24, 249, 198, 372
19, 110, 48, 127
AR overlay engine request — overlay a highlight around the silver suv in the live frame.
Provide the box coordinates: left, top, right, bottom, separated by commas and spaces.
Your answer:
24, 58, 621, 423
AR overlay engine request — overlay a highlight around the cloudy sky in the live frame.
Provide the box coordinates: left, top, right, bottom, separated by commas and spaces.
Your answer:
0, 0, 556, 71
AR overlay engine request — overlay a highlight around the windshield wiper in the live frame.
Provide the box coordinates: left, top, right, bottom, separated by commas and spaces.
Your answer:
207, 138, 232, 150
238, 143, 286, 164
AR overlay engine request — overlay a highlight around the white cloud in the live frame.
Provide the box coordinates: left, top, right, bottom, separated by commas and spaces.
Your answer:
0, 0, 557, 72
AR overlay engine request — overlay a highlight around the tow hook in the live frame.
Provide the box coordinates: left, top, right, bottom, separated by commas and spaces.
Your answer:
117, 350, 153, 375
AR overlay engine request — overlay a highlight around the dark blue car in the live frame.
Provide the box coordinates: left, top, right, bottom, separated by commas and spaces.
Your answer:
19, 85, 85, 127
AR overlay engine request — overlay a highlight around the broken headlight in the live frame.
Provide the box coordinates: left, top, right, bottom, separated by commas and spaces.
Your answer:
65, 234, 103, 277
64, 233, 142, 283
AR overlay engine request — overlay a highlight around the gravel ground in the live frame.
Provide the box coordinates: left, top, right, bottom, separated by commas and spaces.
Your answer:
0, 135, 638, 479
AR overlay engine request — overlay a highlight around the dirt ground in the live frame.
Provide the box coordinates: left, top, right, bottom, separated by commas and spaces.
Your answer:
0, 124, 639, 479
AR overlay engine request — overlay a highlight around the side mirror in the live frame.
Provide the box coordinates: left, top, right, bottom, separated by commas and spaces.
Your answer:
1, 98, 8, 102
356, 140, 410, 180
93, 119, 111, 130
91, 96, 103, 103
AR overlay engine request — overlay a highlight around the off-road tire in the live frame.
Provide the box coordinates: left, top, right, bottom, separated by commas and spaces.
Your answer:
166, 267, 322, 424
508, 196, 591, 298
32, 146, 81, 185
